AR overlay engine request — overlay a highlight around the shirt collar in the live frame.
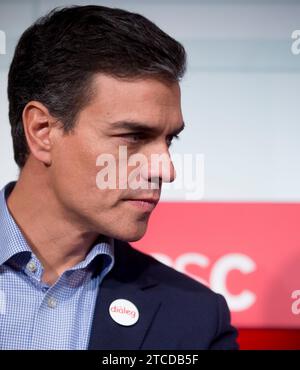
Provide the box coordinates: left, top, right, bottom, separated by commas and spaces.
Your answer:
0, 181, 114, 274
0, 181, 32, 265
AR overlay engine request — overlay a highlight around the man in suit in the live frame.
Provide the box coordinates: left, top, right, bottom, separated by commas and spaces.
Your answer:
0, 5, 238, 349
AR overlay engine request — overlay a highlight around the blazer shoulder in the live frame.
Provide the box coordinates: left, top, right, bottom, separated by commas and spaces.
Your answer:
114, 239, 214, 296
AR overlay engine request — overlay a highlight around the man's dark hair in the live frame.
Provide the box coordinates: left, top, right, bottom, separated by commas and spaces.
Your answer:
7, 5, 186, 168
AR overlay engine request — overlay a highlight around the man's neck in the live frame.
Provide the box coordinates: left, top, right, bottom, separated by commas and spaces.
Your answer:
6, 169, 99, 285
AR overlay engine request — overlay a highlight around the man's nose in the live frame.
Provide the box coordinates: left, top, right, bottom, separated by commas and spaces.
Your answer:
141, 145, 176, 185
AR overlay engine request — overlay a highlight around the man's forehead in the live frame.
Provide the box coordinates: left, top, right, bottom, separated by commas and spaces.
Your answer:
87, 74, 184, 133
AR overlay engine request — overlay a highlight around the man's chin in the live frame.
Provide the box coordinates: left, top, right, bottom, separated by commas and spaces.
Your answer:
118, 229, 147, 243
91, 214, 150, 242
111, 223, 148, 243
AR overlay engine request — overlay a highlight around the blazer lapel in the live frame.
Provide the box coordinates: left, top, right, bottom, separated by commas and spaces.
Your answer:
88, 240, 161, 350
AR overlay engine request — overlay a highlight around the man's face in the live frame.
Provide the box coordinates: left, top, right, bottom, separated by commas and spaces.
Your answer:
48, 74, 184, 241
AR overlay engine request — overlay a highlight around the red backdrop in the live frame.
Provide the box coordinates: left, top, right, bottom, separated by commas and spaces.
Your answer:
133, 202, 300, 349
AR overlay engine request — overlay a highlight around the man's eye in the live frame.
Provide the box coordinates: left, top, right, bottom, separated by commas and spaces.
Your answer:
121, 133, 145, 143
120, 133, 179, 147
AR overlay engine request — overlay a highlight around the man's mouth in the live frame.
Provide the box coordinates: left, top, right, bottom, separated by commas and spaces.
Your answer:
123, 197, 159, 212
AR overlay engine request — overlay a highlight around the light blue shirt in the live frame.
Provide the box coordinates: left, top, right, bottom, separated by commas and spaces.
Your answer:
0, 182, 114, 349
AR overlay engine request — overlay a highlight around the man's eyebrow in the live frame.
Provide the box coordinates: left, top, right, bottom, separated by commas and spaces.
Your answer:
110, 120, 185, 136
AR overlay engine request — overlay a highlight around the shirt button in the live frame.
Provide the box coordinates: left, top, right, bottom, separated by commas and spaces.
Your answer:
26, 261, 37, 273
47, 297, 57, 309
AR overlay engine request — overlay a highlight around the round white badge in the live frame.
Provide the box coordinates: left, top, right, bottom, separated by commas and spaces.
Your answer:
109, 299, 139, 326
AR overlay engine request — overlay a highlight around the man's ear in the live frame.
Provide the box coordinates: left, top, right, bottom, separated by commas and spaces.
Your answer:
22, 101, 57, 166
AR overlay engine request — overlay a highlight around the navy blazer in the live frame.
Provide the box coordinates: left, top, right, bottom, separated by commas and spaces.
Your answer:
88, 239, 239, 350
